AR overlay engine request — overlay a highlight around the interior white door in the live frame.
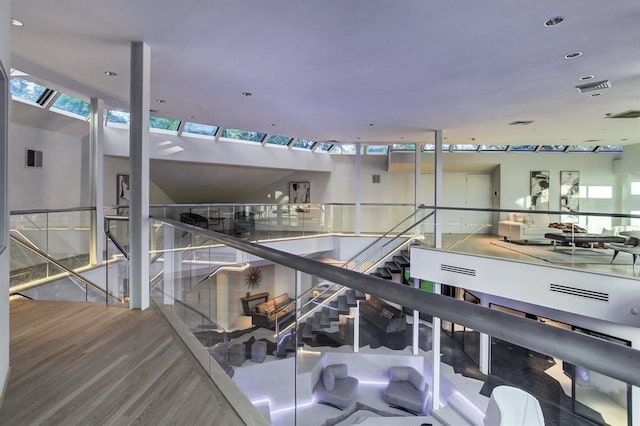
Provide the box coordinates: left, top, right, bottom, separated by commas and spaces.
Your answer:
464, 174, 492, 234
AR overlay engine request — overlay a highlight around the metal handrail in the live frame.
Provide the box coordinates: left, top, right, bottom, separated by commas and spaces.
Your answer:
153, 216, 640, 387
9, 233, 119, 305
104, 216, 129, 260
10, 206, 96, 215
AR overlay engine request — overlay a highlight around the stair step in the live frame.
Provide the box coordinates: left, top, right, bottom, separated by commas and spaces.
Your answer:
329, 301, 340, 320
401, 248, 411, 259
393, 255, 410, 268
369, 272, 382, 278
432, 404, 474, 426
354, 290, 366, 300
346, 290, 357, 307
337, 295, 349, 314
377, 267, 392, 280
311, 312, 322, 332
302, 320, 313, 339
320, 307, 331, 327
385, 261, 401, 273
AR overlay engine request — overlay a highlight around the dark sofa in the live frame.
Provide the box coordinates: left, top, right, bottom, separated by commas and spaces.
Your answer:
359, 296, 407, 333
251, 293, 295, 329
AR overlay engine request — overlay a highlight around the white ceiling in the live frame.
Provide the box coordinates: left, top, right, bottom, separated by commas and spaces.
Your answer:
9, 0, 640, 147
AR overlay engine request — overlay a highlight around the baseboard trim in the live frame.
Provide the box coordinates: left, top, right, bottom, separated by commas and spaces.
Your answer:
0, 366, 11, 412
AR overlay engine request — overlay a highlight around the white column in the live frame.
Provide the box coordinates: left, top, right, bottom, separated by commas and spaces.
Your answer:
216, 271, 230, 329
414, 143, 421, 209
479, 299, 491, 374
354, 142, 362, 236
128, 41, 150, 310
434, 130, 443, 248
412, 278, 419, 356
431, 282, 442, 410
353, 301, 360, 353
89, 98, 104, 266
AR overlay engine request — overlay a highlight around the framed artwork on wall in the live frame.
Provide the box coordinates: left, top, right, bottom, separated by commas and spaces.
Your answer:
530, 171, 550, 211
560, 171, 580, 213
289, 181, 310, 204
117, 174, 130, 206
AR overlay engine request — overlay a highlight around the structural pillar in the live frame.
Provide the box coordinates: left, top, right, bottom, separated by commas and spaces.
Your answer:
89, 98, 105, 266
412, 278, 420, 355
479, 298, 491, 374
431, 130, 444, 410
354, 142, 362, 236
216, 271, 230, 329
128, 41, 150, 310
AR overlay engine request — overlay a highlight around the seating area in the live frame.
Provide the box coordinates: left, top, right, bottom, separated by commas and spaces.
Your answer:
383, 366, 429, 415
251, 292, 295, 329
313, 364, 359, 409
605, 231, 640, 265
359, 296, 407, 333
498, 213, 562, 244
484, 386, 545, 426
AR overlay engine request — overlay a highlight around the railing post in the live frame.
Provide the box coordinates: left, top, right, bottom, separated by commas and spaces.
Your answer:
412, 277, 419, 356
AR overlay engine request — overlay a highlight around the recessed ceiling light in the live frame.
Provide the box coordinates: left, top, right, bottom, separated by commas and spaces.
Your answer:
104, 71, 117, 77
590, 93, 602, 97
10, 18, 24, 27
156, 99, 166, 103
149, 109, 159, 114
565, 51, 583, 60
621, 138, 628, 141
271, 123, 276, 127
368, 123, 374, 126
544, 16, 564, 27
357, 137, 361, 140
188, 115, 195, 119
242, 92, 252, 97
579, 75, 594, 81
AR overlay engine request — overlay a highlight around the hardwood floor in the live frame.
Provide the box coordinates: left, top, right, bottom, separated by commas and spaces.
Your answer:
0, 300, 245, 426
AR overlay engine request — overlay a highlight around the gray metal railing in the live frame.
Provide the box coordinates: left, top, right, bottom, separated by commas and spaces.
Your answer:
154, 215, 640, 388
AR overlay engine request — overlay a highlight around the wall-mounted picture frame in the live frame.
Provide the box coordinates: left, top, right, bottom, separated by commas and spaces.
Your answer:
289, 181, 310, 204
530, 170, 549, 211
560, 171, 580, 213
117, 174, 130, 206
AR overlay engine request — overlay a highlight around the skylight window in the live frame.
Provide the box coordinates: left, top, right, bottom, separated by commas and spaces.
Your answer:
50, 94, 90, 119
452, 144, 479, 151
266, 135, 292, 146
422, 144, 451, 151
330, 144, 356, 155
539, 145, 567, 152
510, 145, 537, 152
366, 145, 388, 155
10, 77, 54, 106
599, 145, 623, 152
291, 139, 316, 150
391, 144, 416, 151
106, 110, 130, 128
183, 121, 218, 138
480, 145, 509, 151
150, 116, 180, 133
220, 128, 266, 143
567, 145, 597, 152
314, 142, 333, 152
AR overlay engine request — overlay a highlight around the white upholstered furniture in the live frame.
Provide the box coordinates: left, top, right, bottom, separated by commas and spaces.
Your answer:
498, 213, 562, 243
484, 386, 545, 426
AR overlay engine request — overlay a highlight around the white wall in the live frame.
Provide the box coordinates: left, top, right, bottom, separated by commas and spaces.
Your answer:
1, 0, 11, 399
9, 123, 84, 210
103, 156, 173, 205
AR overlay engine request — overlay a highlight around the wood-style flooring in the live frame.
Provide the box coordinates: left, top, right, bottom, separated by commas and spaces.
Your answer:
0, 300, 245, 426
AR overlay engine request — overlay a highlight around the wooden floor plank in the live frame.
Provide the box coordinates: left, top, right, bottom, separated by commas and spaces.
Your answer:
0, 300, 244, 426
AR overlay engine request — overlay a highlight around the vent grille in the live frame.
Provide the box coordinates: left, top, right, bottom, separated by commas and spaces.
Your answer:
509, 120, 534, 126
608, 110, 640, 119
575, 80, 611, 93
441, 264, 476, 276
372, 174, 380, 184
25, 149, 43, 168
549, 283, 609, 302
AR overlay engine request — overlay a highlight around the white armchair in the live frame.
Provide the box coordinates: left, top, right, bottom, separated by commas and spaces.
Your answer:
498, 213, 562, 244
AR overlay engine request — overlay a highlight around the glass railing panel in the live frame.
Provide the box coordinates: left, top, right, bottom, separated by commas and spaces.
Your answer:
17, 275, 103, 302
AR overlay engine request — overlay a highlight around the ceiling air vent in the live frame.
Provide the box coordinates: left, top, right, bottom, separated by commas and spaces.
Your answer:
575, 80, 611, 93
509, 120, 534, 126
607, 110, 640, 119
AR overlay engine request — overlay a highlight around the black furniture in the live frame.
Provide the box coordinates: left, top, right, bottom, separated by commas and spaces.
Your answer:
240, 292, 269, 316
180, 212, 209, 229
544, 232, 625, 249
251, 293, 295, 329
359, 296, 407, 333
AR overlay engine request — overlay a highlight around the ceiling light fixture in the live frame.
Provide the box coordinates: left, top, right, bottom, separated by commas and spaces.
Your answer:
565, 51, 583, 59
242, 91, 252, 97
544, 16, 564, 27
579, 75, 594, 81
189, 115, 195, 119
368, 123, 374, 126
156, 99, 166, 103
149, 109, 159, 114
271, 123, 276, 127
590, 93, 602, 97
10, 18, 24, 27
104, 71, 117, 77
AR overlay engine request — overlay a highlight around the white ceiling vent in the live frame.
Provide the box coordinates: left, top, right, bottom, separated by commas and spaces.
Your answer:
607, 110, 640, 119
575, 80, 611, 93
